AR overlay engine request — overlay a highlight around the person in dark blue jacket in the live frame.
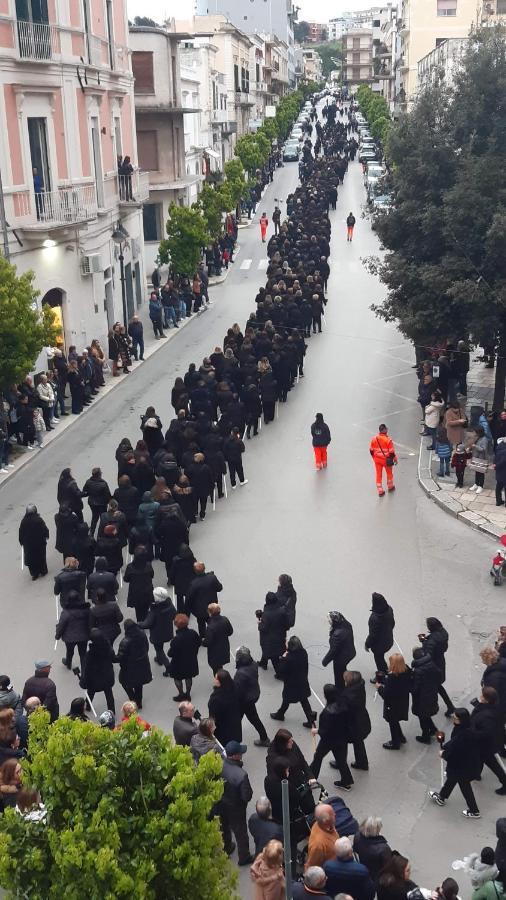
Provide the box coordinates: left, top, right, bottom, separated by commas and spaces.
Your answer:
323, 836, 375, 900
495, 437, 506, 505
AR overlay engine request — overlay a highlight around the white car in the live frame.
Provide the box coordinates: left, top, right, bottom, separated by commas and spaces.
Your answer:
365, 163, 384, 185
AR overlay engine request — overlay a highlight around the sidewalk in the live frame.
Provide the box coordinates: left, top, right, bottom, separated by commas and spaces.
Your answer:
0, 258, 238, 489
418, 357, 506, 541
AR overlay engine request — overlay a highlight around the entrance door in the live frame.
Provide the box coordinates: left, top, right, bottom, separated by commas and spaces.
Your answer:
104, 280, 114, 329
91, 117, 105, 208
134, 261, 142, 309
125, 262, 134, 320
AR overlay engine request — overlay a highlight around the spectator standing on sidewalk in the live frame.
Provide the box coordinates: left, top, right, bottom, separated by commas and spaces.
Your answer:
148, 292, 165, 339
128, 315, 144, 361
469, 426, 489, 495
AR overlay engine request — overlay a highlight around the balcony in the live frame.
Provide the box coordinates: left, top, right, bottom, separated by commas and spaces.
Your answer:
211, 108, 229, 124
221, 120, 238, 135
255, 80, 268, 93
234, 90, 255, 107
14, 183, 98, 233
16, 19, 60, 61
118, 169, 149, 205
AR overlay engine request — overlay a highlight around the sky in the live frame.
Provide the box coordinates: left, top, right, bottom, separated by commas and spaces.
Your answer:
127, 0, 373, 26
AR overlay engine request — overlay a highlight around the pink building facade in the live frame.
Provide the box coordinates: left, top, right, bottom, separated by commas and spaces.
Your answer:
0, 0, 147, 361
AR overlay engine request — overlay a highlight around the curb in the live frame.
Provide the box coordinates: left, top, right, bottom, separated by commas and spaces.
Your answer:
417, 437, 503, 541
208, 243, 241, 285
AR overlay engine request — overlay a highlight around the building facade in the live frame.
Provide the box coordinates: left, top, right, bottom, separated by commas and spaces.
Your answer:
343, 29, 374, 86
301, 47, 324, 82
417, 35, 469, 90
307, 23, 327, 43
179, 39, 231, 175
0, 0, 146, 364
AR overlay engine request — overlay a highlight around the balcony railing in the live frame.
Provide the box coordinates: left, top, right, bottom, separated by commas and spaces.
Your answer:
14, 183, 98, 229
212, 108, 229, 123
17, 19, 59, 60
118, 169, 149, 204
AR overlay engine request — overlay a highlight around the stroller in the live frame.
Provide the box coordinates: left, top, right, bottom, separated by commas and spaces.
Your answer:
490, 538, 506, 586
294, 784, 359, 875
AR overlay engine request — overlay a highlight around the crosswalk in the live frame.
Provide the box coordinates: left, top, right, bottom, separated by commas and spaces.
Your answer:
239, 257, 274, 271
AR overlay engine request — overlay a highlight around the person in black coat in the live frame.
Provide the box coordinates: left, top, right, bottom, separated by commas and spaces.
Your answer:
89, 588, 123, 645
234, 646, 269, 746
257, 592, 289, 674
124, 547, 154, 621
275, 573, 297, 628
264, 756, 301, 828
98, 501, 128, 549
87, 556, 119, 601
223, 428, 247, 487
202, 604, 233, 673
80, 628, 116, 713
115, 619, 152, 708
343, 670, 371, 771
244, 383, 262, 438
271, 636, 315, 727
353, 817, 392, 880
73, 522, 96, 576
96, 523, 123, 575
266, 728, 315, 818
419, 617, 454, 717
54, 504, 79, 561
311, 413, 331, 470
364, 593, 395, 677
57, 468, 83, 521
54, 557, 86, 608
429, 708, 481, 817
167, 613, 201, 700
169, 544, 196, 613
185, 452, 215, 520
113, 475, 140, 531
19, 504, 49, 580
81, 467, 111, 536
411, 647, 440, 743
138, 586, 176, 674
322, 611, 356, 690
376, 653, 412, 750
55, 589, 90, 670
310, 682, 353, 788
208, 668, 242, 745
155, 504, 188, 581
470, 687, 506, 794
482, 644, 506, 726
185, 562, 223, 637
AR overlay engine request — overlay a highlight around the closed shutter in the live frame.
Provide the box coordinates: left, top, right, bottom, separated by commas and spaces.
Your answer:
137, 131, 159, 171
132, 51, 154, 93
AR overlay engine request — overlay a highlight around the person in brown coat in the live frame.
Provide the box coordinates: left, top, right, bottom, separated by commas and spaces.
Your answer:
250, 839, 285, 900
444, 401, 467, 447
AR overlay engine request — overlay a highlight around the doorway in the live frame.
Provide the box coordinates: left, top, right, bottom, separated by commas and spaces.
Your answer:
104, 280, 114, 329
125, 262, 134, 320
28, 116, 51, 209
41, 288, 65, 350
134, 260, 142, 309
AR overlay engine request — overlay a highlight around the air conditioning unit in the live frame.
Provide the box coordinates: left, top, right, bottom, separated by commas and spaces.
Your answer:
81, 253, 103, 275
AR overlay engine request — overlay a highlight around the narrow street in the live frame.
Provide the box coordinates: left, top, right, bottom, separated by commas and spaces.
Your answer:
1, 150, 502, 887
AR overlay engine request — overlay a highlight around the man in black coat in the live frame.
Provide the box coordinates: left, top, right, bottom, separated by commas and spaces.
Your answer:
411, 647, 440, 743
364, 593, 394, 677
172, 700, 199, 746
217, 741, 254, 866
87, 556, 119, 601
322, 611, 356, 690
429, 708, 481, 817
202, 604, 233, 673
420, 617, 454, 717
18, 504, 49, 580
248, 797, 283, 857
471, 687, 506, 794
185, 562, 223, 637
22, 661, 59, 722
257, 592, 289, 674
82, 468, 111, 536
223, 428, 247, 487
55, 589, 90, 670
234, 647, 270, 747
185, 452, 214, 520
54, 558, 87, 607
113, 475, 140, 531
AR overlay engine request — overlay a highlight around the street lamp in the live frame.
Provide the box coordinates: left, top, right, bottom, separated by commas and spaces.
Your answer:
111, 225, 129, 329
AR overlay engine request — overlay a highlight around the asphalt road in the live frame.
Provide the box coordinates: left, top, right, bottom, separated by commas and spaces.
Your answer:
1, 136, 503, 894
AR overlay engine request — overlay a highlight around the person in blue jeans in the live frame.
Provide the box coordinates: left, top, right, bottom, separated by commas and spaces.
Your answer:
128, 315, 144, 361
435, 426, 452, 477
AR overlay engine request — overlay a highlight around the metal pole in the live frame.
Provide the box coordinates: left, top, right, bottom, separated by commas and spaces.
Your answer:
0, 163, 10, 260
281, 779, 293, 900
119, 248, 127, 329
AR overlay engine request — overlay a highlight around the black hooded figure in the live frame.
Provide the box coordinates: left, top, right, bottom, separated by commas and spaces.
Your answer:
19, 504, 49, 579
257, 592, 289, 674
322, 611, 356, 690
420, 617, 455, 717
365, 593, 395, 676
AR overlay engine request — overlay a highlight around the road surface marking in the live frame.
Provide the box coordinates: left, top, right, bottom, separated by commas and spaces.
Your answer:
258, 258, 268, 270
363, 382, 419, 404
240, 259, 252, 270
375, 349, 415, 366
372, 369, 416, 383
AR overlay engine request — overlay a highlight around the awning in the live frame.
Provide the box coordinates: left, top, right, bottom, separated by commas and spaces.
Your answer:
204, 147, 221, 160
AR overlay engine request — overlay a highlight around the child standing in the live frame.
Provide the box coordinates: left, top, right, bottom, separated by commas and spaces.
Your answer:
222, 247, 230, 270
435, 426, 452, 477
32, 408, 46, 449
451, 443, 471, 488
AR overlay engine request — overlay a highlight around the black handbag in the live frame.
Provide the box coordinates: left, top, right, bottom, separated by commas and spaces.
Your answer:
377, 439, 395, 467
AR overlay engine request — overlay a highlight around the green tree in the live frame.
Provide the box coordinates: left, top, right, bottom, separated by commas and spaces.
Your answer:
259, 117, 278, 142
159, 204, 209, 276
294, 20, 310, 43
234, 134, 269, 176
133, 15, 159, 26
198, 183, 232, 238
224, 158, 248, 209
314, 40, 342, 78
0, 711, 237, 900
0, 256, 59, 388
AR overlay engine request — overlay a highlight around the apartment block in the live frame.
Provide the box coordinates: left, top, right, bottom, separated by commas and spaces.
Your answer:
343, 29, 374, 86
0, 0, 146, 365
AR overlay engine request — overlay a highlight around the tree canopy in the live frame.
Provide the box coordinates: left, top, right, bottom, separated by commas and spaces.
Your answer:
0, 711, 236, 900
314, 40, 342, 78
0, 256, 60, 388
370, 25, 506, 406
158, 204, 209, 276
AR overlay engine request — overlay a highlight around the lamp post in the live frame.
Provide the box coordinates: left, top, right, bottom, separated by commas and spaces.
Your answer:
111, 226, 129, 329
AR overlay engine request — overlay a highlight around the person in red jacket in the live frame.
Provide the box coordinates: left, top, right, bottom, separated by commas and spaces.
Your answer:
369, 424, 397, 496
260, 213, 269, 243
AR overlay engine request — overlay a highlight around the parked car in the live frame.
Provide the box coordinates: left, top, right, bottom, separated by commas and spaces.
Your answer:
283, 141, 300, 162
359, 148, 380, 164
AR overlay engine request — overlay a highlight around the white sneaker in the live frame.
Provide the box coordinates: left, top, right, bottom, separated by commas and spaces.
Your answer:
27, 445, 36, 451
240, 479, 249, 486
475, 486, 483, 494
7, 463, 14, 468
0, 467, 8, 473
469, 484, 477, 491
52, 418, 59, 423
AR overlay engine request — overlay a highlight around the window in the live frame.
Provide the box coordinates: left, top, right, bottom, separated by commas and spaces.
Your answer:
498, 0, 506, 11
256, 62, 260, 82
437, 0, 457, 15
28, 117, 51, 192
137, 130, 159, 170
435, 37, 447, 47
234, 63, 240, 91
352, 67, 361, 80
143, 204, 162, 242
106, 0, 114, 68
132, 51, 154, 93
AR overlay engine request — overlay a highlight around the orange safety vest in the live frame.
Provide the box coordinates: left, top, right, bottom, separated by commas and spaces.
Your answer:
370, 432, 397, 462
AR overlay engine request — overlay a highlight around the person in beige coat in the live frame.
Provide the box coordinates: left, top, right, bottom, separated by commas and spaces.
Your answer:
444, 401, 467, 447
250, 839, 285, 900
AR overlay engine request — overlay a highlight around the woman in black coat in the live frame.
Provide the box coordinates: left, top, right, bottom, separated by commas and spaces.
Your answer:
365, 592, 395, 676
73, 522, 96, 576
310, 682, 353, 788
376, 653, 412, 750
167, 613, 201, 701
322, 610, 356, 689
155, 507, 189, 581
276, 573, 297, 628
343, 670, 371, 770
257, 592, 289, 673
411, 647, 440, 742
55, 590, 90, 670
140, 407, 163, 455
169, 544, 196, 613
57, 468, 83, 521
266, 727, 315, 816
234, 646, 269, 746
89, 588, 123, 645
353, 817, 392, 880
19, 504, 49, 579
116, 619, 152, 708
428, 708, 481, 817
420, 616, 454, 716
202, 604, 233, 673
124, 547, 154, 621
264, 756, 301, 827
271, 636, 315, 727
139, 587, 176, 673
113, 475, 140, 530
208, 668, 242, 746
54, 505, 79, 561
95, 524, 123, 575
80, 628, 116, 713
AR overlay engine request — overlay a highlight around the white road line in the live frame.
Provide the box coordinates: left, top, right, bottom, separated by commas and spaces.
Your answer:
372, 369, 416, 383
375, 349, 415, 366
363, 382, 419, 404
258, 258, 268, 270
240, 258, 252, 270
352, 407, 415, 427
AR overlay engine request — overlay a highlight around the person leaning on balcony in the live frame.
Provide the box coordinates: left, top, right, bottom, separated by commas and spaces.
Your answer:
119, 156, 134, 201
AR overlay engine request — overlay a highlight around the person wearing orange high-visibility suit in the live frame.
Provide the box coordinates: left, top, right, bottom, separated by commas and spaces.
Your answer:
369, 424, 398, 496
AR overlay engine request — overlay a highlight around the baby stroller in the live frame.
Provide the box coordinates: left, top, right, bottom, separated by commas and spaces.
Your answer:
294, 787, 359, 875
490, 537, 506, 585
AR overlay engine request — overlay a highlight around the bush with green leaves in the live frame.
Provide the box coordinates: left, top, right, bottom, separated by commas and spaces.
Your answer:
158, 204, 210, 276
0, 711, 237, 900
198, 182, 233, 238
